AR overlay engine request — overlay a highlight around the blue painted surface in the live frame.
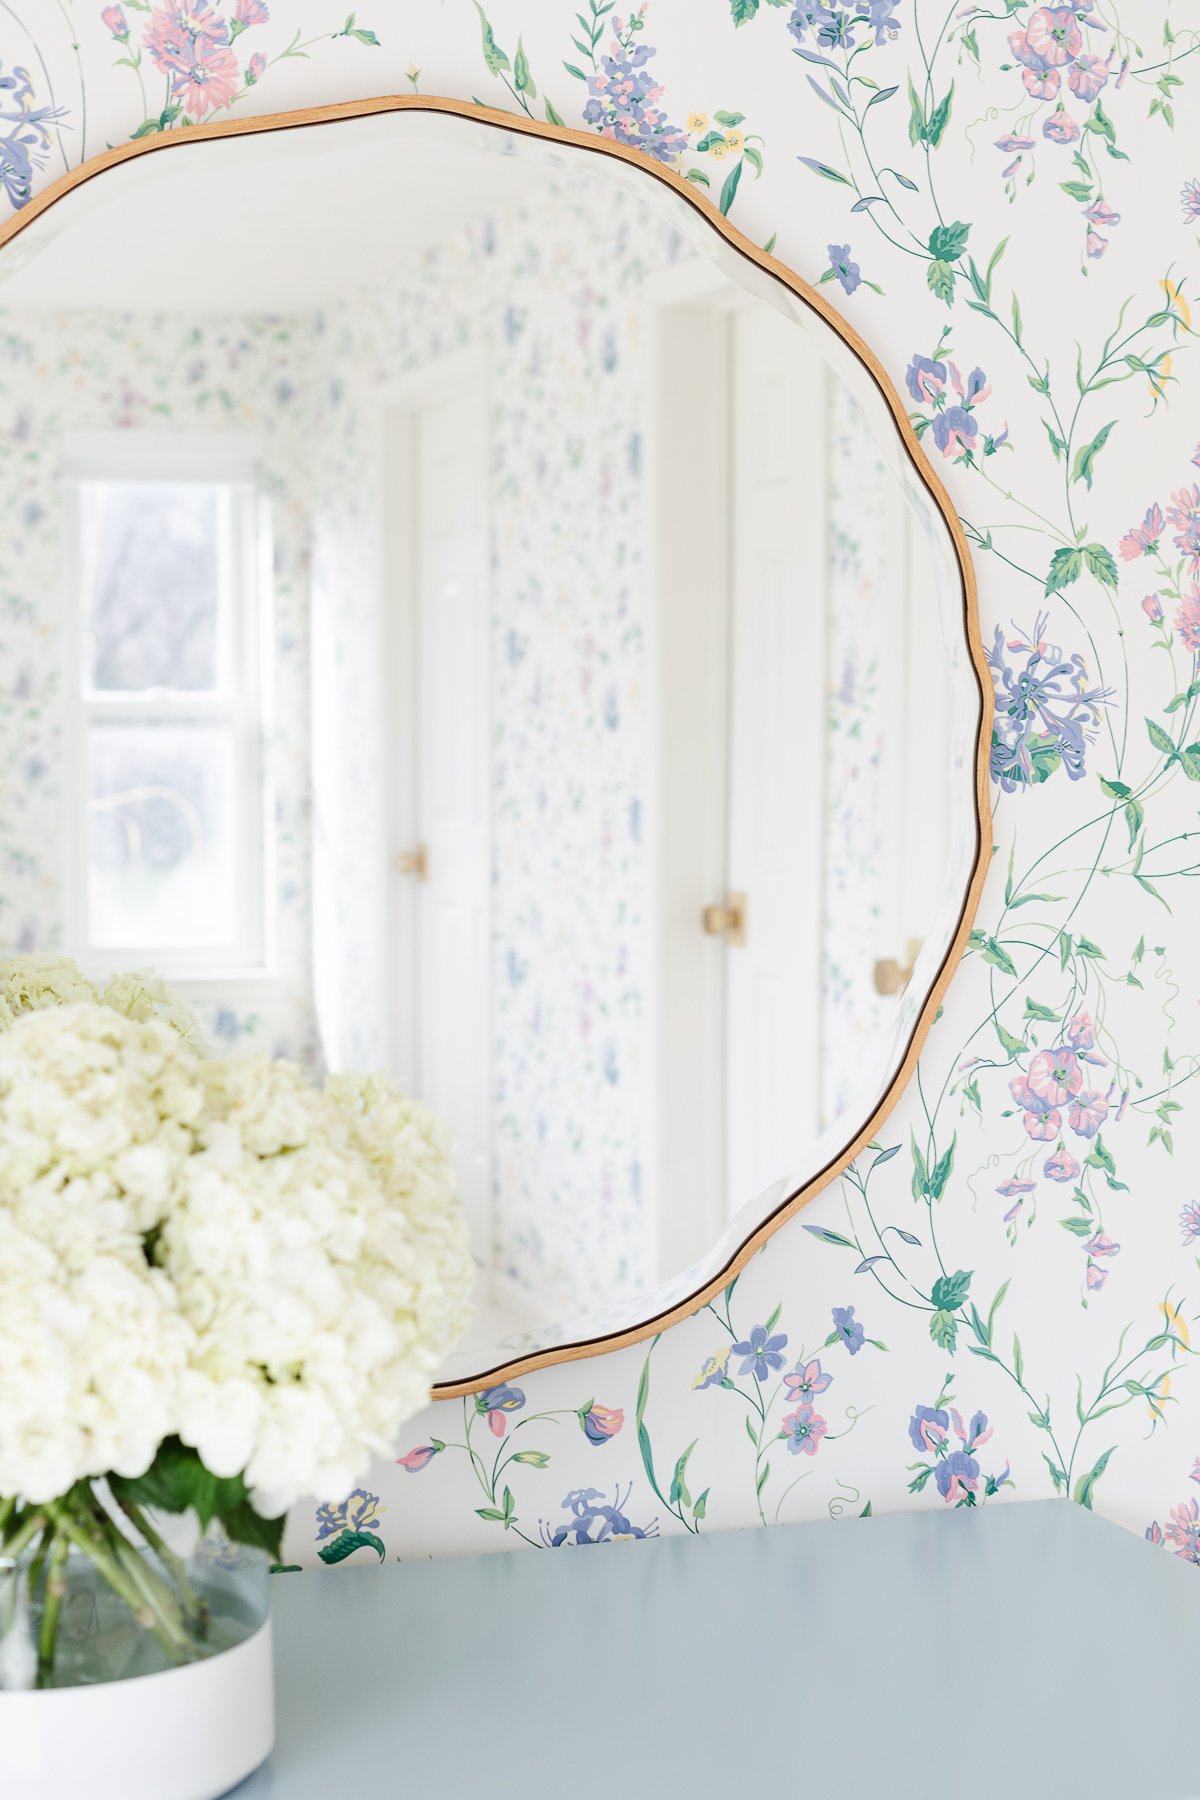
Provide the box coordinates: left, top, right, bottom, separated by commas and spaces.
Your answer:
232, 1501, 1198, 1799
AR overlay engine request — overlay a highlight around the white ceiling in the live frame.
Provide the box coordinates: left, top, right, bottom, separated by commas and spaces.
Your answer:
0, 119, 560, 313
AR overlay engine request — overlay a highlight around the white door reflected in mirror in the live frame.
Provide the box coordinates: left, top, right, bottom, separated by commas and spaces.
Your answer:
0, 107, 979, 1385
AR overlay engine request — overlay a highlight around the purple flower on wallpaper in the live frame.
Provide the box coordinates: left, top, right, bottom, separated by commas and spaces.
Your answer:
1175, 591, 1200, 654
0, 62, 67, 209
1068, 52, 1111, 100
397, 1443, 441, 1473
476, 1384, 526, 1438
582, 39, 689, 164
1085, 197, 1120, 227
906, 354, 946, 404
932, 405, 977, 457
909, 1404, 949, 1453
1184, 179, 1200, 223
1067, 1088, 1109, 1139
733, 1323, 789, 1381
789, 0, 900, 53
578, 1402, 624, 1444
1181, 1200, 1200, 1245
541, 1483, 659, 1547
827, 243, 861, 296
782, 1404, 828, 1456
832, 1305, 865, 1355
314, 1488, 380, 1540
987, 615, 1109, 792
1084, 1232, 1120, 1258
935, 1449, 981, 1503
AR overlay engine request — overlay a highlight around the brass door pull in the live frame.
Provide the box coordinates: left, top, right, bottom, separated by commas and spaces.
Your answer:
702, 891, 747, 947
874, 936, 923, 996
394, 844, 428, 880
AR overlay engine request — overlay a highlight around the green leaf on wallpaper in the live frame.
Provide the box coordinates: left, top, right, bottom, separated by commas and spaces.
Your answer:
906, 76, 926, 144
1059, 180, 1094, 202
995, 1019, 1026, 1058
1076, 936, 1105, 960
715, 110, 747, 125
684, 168, 712, 188
564, 62, 588, 81
473, 0, 511, 74
928, 220, 970, 262
797, 156, 853, 186
694, 130, 726, 152
910, 1134, 929, 1201
1164, 678, 1200, 713
719, 157, 744, 216
981, 936, 1017, 976
931, 1268, 972, 1311
1024, 997, 1058, 1022
731, 0, 759, 22
928, 1138, 957, 1200
669, 1439, 698, 1508
745, 1415, 760, 1450
692, 1488, 710, 1523
1012, 1334, 1025, 1386
1060, 1215, 1092, 1237
339, 14, 380, 46
545, 97, 565, 127
1043, 1456, 1067, 1494
513, 38, 536, 95
927, 260, 955, 304
1042, 421, 1067, 460
926, 85, 955, 146
1072, 421, 1116, 489
1058, 930, 1073, 969
929, 1309, 957, 1352
1146, 716, 1178, 761
986, 1279, 1010, 1344
1073, 1446, 1116, 1510
744, 145, 764, 177
1044, 546, 1083, 594
764, 1301, 783, 1333
317, 1529, 385, 1564
1125, 796, 1145, 851
756, 1460, 771, 1497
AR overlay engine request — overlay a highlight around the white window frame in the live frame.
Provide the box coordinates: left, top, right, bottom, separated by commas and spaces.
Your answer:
61, 431, 274, 981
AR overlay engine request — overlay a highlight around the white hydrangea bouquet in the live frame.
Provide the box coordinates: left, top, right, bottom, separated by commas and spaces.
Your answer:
0, 955, 472, 1689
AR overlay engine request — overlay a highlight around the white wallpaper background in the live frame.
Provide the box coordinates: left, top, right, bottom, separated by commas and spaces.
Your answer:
2, 1, 1199, 1573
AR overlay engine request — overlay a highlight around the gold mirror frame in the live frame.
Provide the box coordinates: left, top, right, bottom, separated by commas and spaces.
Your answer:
0, 94, 993, 1398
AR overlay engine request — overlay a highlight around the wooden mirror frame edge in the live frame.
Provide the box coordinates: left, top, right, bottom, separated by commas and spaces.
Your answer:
0, 93, 994, 1400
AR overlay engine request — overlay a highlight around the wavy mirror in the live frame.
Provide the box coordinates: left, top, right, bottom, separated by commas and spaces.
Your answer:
0, 100, 987, 1393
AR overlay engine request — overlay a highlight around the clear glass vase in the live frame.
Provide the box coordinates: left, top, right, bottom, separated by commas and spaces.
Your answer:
0, 1504, 269, 1693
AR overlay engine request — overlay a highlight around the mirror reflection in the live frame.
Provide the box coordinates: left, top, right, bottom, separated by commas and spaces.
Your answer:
0, 112, 975, 1373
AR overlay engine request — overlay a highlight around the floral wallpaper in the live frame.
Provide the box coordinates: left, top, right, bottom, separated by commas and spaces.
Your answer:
3, 0, 1200, 1577
308, 178, 690, 1321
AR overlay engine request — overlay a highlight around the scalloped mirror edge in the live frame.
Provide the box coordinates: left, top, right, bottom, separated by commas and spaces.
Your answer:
0, 93, 993, 1398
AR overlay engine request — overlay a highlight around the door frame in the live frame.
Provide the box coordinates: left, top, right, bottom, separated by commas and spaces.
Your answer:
376, 349, 490, 1097
644, 262, 745, 1282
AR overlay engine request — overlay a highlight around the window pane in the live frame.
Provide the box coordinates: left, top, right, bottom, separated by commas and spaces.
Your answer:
80, 481, 229, 693
86, 723, 237, 950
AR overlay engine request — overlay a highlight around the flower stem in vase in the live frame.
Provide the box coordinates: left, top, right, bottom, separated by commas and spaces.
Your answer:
35, 1534, 68, 1682
113, 1494, 209, 1638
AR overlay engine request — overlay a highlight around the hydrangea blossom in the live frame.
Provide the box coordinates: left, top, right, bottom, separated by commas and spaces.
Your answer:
0, 1001, 472, 1514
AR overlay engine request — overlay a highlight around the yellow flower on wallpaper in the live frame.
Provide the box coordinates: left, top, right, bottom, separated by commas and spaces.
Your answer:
687, 111, 708, 133
724, 128, 745, 154
709, 140, 728, 160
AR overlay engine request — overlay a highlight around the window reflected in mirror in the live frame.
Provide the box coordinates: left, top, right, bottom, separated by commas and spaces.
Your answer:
0, 110, 979, 1384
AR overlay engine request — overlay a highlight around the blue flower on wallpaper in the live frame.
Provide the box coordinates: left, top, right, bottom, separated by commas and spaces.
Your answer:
582, 39, 689, 164
831, 1305, 865, 1355
789, 0, 900, 53
733, 1323, 789, 1381
314, 1488, 381, 1540
987, 616, 1109, 791
540, 1483, 660, 1546
477, 1384, 526, 1438
0, 64, 66, 209
827, 243, 861, 295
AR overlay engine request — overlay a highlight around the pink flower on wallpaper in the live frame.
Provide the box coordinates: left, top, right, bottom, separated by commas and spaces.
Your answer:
1084, 1260, 1108, 1291
1165, 1497, 1200, 1563
1085, 198, 1120, 228
397, 1444, 439, 1473
1026, 7, 1083, 65
1042, 108, 1079, 143
1168, 485, 1200, 568
1043, 1144, 1081, 1183
1067, 1008, 1096, 1052
1084, 1232, 1120, 1257
1173, 592, 1200, 655
1027, 1047, 1084, 1108
1086, 230, 1108, 259
234, 0, 269, 24
1022, 66, 1062, 101
1067, 1088, 1109, 1139
144, 1, 229, 74
1143, 593, 1164, 623
1119, 504, 1164, 560
1068, 53, 1111, 101
101, 4, 129, 38
246, 50, 267, 83
171, 44, 240, 115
